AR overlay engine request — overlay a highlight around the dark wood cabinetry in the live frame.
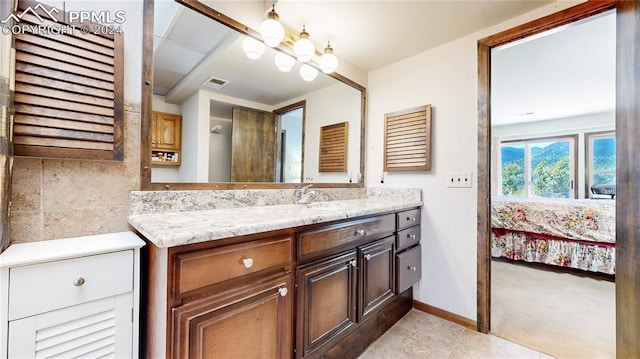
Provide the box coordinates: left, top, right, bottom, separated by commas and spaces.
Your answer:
359, 236, 395, 321
172, 273, 292, 359
296, 251, 358, 358
142, 207, 421, 359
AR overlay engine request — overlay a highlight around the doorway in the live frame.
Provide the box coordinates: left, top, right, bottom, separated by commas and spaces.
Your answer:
274, 101, 306, 183
474, 0, 639, 355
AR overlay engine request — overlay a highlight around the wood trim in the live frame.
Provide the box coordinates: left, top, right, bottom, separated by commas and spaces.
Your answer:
615, 2, 640, 356
0, 0, 15, 253
139, 0, 367, 190
413, 300, 477, 331
274, 100, 306, 183
476, 0, 616, 335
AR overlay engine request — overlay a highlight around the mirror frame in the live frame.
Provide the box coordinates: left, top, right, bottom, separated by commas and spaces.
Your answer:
140, 0, 366, 190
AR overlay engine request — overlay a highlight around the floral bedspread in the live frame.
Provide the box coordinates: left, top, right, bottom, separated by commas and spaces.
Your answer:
491, 231, 615, 274
491, 196, 615, 244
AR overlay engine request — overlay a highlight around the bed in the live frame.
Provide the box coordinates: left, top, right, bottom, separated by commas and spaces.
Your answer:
491, 196, 616, 275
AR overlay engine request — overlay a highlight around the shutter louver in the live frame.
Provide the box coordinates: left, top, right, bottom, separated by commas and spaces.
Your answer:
384, 105, 432, 172
319, 121, 348, 172
12, 0, 124, 160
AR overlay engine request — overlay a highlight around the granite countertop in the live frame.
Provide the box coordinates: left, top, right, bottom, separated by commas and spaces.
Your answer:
128, 198, 422, 248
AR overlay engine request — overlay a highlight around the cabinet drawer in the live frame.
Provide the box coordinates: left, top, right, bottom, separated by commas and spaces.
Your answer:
397, 208, 421, 230
174, 235, 292, 296
397, 226, 421, 251
396, 245, 421, 294
8, 250, 133, 320
298, 214, 395, 259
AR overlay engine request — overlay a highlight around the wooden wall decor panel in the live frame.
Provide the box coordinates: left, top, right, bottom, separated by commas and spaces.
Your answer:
12, 0, 124, 161
383, 105, 432, 172
319, 121, 348, 172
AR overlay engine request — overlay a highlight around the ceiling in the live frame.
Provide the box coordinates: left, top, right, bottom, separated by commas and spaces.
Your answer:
491, 11, 615, 126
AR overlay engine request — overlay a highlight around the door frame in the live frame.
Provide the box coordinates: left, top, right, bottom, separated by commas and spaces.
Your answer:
476, 0, 616, 333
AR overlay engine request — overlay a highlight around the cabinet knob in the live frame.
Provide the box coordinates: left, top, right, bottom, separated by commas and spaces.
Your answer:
408, 234, 416, 239
356, 229, 365, 236
365, 254, 372, 261
349, 259, 357, 267
407, 266, 417, 272
242, 258, 254, 268
278, 287, 288, 297
152, 141, 155, 144
407, 217, 416, 222
73, 277, 86, 287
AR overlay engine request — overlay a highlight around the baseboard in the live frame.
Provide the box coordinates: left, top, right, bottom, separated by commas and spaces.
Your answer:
413, 300, 477, 330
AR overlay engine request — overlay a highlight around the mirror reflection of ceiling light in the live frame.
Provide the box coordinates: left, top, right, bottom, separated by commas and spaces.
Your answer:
319, 41, 338, 74
293, 25, 315, 63
275, 52, 295, 72
242, 36, 265, 60
260, 5, 285, 47
300, 64, 318, 82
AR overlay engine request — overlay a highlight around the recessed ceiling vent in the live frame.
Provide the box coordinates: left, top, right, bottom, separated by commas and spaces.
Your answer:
202, 76, 229, 90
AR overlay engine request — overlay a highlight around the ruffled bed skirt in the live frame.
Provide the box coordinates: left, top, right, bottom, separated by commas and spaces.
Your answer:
491, 230, 615, 275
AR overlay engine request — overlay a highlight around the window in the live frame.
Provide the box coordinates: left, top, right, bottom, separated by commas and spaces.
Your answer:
586, 131, 616, 196
499, 136, 577, 198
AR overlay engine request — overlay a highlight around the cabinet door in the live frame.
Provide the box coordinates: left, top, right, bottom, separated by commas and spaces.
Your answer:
359, 236, 395, 321
296, 251, 357, 359
154, 112, 182, 150
8, 293, 133, 358
173, 274, 292, 359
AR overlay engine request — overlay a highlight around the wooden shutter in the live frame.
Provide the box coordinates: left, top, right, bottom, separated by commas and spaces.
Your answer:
383, 105, 432, 172
12, 0, 124, 160
319, 122, 348, 172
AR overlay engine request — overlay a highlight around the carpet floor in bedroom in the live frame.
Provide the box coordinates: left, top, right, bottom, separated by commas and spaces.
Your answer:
491, 259, 615, 359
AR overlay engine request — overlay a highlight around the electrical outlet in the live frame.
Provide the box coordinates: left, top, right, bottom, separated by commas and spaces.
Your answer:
447, 172, 473, 188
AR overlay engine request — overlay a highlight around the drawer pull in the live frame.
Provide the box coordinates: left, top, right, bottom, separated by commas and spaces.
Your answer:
408, 234, 417, 239
278, 287, 288, 297
73, 277, 86, 287
365, 254, 372, 261
407, 216, 416, 222
356, 229, 365, 236
349, 259, 357, 267
242, 258, 254, 269
407, 266, 417, 272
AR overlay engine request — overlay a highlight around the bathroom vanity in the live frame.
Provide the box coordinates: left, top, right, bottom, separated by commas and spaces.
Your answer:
128, 189, 422, 359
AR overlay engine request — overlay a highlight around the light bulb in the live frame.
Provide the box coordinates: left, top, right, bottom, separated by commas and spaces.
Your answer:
242, 36, 265, 60
319, 41, 338, 74
275, 52, 295, 72
260, 6, 284, 47
293, 25, 315, 63
299, 64, 318, 82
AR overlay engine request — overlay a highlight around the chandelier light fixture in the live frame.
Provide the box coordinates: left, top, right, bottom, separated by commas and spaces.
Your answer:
242, 36, 265, 60
299, 63, 318, 82
260, 5, 284, 47
293, 25, 315, 63
319, 41, 338, 74
275, 52, 295, 72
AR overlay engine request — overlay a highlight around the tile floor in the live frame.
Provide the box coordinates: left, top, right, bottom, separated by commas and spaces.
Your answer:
358, 309, 553, 359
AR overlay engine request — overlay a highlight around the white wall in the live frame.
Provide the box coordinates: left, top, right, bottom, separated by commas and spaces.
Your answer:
492, 112, 615, 199
366, 1, 582, 320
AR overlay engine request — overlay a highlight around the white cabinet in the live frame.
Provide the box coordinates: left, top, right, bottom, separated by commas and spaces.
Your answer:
0, 232, 144, 359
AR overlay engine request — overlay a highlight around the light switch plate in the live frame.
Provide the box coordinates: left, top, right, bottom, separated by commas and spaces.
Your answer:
447, 172, 473, 188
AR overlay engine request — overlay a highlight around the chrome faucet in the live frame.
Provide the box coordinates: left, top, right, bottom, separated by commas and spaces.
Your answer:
296, 184, 316, 204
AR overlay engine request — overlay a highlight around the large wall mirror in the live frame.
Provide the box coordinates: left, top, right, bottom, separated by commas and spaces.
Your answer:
141, 0, 366, 190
